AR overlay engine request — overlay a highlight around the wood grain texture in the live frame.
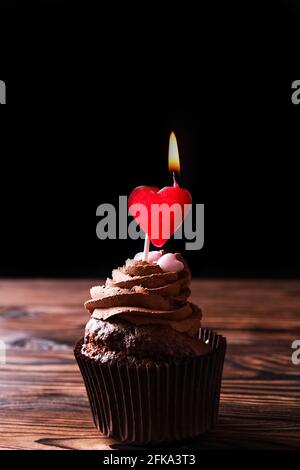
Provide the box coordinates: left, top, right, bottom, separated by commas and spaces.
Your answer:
1, 279, 300, 450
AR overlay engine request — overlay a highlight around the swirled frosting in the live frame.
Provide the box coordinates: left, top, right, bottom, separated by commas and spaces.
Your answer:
84, 253, 202, 335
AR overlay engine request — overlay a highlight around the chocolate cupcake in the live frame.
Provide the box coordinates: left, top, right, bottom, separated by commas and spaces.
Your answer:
74, 252, 226, 444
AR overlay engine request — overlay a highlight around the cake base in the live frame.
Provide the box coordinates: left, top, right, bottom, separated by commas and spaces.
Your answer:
74, 328, 226, 445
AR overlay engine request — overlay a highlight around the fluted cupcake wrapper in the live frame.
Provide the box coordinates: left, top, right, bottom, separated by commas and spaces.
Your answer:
74, 328, 226, 444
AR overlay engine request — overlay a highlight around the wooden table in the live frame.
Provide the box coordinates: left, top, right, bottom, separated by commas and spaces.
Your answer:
1, 279, 300, 450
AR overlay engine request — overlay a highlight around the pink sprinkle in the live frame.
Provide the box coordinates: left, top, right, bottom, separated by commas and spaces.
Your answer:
157, 253, 184, 272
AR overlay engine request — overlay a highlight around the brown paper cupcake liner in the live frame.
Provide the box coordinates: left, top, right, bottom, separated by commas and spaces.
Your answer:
74, 328, 226, 444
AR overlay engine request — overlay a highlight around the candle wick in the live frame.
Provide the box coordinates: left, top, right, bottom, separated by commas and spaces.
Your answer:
173, 171, 179, 188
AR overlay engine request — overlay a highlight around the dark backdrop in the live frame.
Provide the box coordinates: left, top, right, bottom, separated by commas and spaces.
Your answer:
1, 2, 300, 278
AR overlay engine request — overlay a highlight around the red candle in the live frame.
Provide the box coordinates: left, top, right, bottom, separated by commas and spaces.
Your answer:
128, 132, 192, 256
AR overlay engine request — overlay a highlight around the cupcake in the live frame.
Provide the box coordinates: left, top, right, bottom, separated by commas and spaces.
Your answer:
74, 252, 226, 444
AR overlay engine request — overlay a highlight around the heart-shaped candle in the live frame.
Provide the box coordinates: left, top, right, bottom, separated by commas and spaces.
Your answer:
128, 183, 192, 247
128, 132, 192, 248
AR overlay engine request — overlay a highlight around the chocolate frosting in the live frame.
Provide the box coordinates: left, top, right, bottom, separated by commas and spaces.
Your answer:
84, 253, 202, 335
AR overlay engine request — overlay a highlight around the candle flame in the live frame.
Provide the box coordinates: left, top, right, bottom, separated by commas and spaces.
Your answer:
168, 131, 180, 174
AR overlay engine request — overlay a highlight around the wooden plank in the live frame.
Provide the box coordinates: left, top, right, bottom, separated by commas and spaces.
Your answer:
0, 279, 300, 449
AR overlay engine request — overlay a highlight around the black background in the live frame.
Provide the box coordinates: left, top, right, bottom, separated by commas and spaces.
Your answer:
1, 1, 300, 278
